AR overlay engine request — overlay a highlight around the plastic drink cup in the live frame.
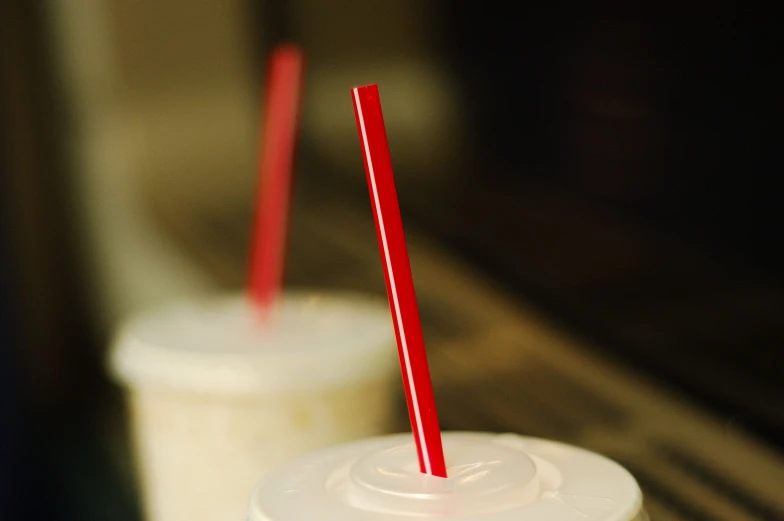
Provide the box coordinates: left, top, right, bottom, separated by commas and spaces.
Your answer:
246, 431, 649, 520
109, 290, 398, 521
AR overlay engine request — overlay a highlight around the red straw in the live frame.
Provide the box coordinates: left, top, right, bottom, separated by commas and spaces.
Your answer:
351, 84, 447, 478
249, 44, 304, 316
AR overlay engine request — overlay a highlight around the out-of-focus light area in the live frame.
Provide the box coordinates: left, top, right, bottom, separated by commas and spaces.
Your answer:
1, 1, 782, 520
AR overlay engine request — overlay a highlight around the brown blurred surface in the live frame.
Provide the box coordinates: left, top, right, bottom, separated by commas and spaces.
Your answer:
0, 0, 99, 421
2, 3, 782, 521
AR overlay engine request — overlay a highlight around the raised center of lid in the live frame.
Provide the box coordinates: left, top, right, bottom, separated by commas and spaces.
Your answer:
342, 437, 544, 516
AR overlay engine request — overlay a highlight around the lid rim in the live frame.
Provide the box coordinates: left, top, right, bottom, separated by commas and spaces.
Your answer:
249, 432, 645, 521
108, 290, 397, 394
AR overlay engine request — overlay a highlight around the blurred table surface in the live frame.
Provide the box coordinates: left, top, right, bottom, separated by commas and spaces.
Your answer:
36, 169, 784, 521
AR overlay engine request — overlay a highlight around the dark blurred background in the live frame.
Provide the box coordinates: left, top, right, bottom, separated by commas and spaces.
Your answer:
1, 1, 782, 520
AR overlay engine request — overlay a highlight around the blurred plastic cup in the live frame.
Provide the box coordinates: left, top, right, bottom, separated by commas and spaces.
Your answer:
246, 431, 649, 521
109, 290, 398, 521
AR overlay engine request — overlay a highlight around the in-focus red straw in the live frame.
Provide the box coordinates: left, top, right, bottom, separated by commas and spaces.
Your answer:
249, 44, 304, 317
351, 84, 447, 478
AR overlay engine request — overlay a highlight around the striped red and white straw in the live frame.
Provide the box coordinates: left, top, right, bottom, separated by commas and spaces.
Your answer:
351, 84, 447, 478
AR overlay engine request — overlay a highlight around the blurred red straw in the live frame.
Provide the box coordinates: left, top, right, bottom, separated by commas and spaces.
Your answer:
249, 44, 304, 317
351, 84, 447, 478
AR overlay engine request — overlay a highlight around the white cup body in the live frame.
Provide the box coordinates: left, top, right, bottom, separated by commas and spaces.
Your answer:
110, 291, 398, 521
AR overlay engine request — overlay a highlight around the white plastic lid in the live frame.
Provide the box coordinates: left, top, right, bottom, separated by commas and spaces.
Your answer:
109, 291, 396, 394
247, 432, 646, 521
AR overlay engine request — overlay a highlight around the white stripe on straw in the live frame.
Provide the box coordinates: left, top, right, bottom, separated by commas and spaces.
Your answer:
352, 87, 431, 474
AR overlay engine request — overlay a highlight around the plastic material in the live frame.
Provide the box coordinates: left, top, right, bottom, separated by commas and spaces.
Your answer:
247, 432, 648, 520
352, 83, 446, 477
109, 290, 398, 521
111, 290, 396, 394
